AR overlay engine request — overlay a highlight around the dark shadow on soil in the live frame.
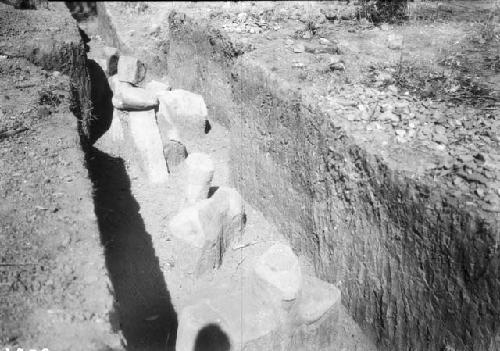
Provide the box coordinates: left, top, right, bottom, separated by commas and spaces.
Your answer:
87, 58, 113, 145
194, 324, 231, 351
85, 146, 177, 351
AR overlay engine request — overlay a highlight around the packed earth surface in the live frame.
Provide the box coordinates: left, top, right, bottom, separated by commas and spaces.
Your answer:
1, 1, 500, 351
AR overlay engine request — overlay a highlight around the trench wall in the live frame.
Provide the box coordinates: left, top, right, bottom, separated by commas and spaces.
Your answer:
97, 6, 500, 351
0, 2, 123, 349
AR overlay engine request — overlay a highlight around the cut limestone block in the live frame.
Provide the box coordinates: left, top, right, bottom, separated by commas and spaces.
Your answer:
176, 286, 280, 351
176, 299, 234, 351
169, 205, 206, 250
177, 273, 341, 351
103, 46, 119, 76
117, 55, 146, 85
128, 109, 168, 183
196, 187, 245, 274
169, 187, 245, 274
163, 139, 188, 172
157, 112, 181, 145
157, 89, 208, 140
145, 79, 171, 97
209, 187, 245, 250
184, 152, 215, 205
252, 243, 303, 313
289, 275, 342, 349
108, 108, 124, 142
111, 79, 158, 111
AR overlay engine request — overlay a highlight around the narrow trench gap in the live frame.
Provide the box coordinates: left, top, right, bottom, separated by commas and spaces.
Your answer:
76, 22, 178, 351
85, 147, 178, 351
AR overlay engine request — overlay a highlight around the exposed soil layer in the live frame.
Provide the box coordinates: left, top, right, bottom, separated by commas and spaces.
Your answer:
97, 2, 500, 351
0, 2, 123, 350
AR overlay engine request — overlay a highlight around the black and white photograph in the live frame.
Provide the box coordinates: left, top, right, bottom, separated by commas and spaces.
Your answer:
0, 1, 499, 350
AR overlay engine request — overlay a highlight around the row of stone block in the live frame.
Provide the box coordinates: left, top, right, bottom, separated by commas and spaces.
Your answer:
96, 48, 342, 351
176, 243, 342, 351
98, 49, 210, 183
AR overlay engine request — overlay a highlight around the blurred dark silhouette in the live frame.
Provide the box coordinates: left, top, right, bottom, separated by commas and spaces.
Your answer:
194, 324, 231, 351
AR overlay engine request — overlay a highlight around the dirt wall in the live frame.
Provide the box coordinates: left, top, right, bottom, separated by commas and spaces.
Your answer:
0, 2, 123, 349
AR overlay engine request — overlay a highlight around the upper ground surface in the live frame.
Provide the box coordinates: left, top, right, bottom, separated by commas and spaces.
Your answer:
98, 1, 500, 221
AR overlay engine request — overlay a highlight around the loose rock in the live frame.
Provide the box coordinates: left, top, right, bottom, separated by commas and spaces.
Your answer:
293, 43, 305, 53
319, 37, 330, 45
387, 33, 403, 50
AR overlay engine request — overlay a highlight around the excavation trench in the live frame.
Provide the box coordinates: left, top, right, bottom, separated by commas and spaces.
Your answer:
82, 47, 178, 350
75, 9, 372, 351
75, 2, 500, 351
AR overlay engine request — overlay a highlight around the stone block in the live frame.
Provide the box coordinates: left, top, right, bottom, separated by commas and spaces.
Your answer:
176, 287, 280, 351
158, 89, 208, 140
184, 152, 215, 205
108, 108, 124, 142
252, 243, 303, 312
117, 55, 146, 84
102, 46, 119, 76
145, 79, 171, 97
169, 187, 245, 273
163, 139, 188, 172
176, 300, 232, 351
128, 109, 168, 183
110, 75, 158, 111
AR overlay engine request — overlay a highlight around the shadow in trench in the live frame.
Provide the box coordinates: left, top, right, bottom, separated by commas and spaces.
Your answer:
85, 146, 177, 351
194, 324, 231, 351
86, 58, 113, 145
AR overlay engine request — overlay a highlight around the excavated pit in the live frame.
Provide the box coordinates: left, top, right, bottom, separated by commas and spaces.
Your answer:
93, 3, 500, 351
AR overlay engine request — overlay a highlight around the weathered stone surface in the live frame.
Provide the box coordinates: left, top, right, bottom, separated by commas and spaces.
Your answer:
117, 55, 146, 84
184, 152, 215, 205
145, 79, 171, 96
102, 46, 119, 76
176, 285, 280, 351
252, 243, 303, 311
107, 108, 124, 142
157, 89, 208, 140
295, 275, 341, 325
169, 205, 205, 249
196, 187, 245, 274
109, 75, 158, 110
169, 186, 245, 274
163, 139, 187, 172
176, 275, 340, 351
128, 109, 168, 183
176, 300, 232, 351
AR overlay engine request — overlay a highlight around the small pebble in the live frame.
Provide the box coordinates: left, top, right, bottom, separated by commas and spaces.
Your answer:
293, 43, 305, 53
